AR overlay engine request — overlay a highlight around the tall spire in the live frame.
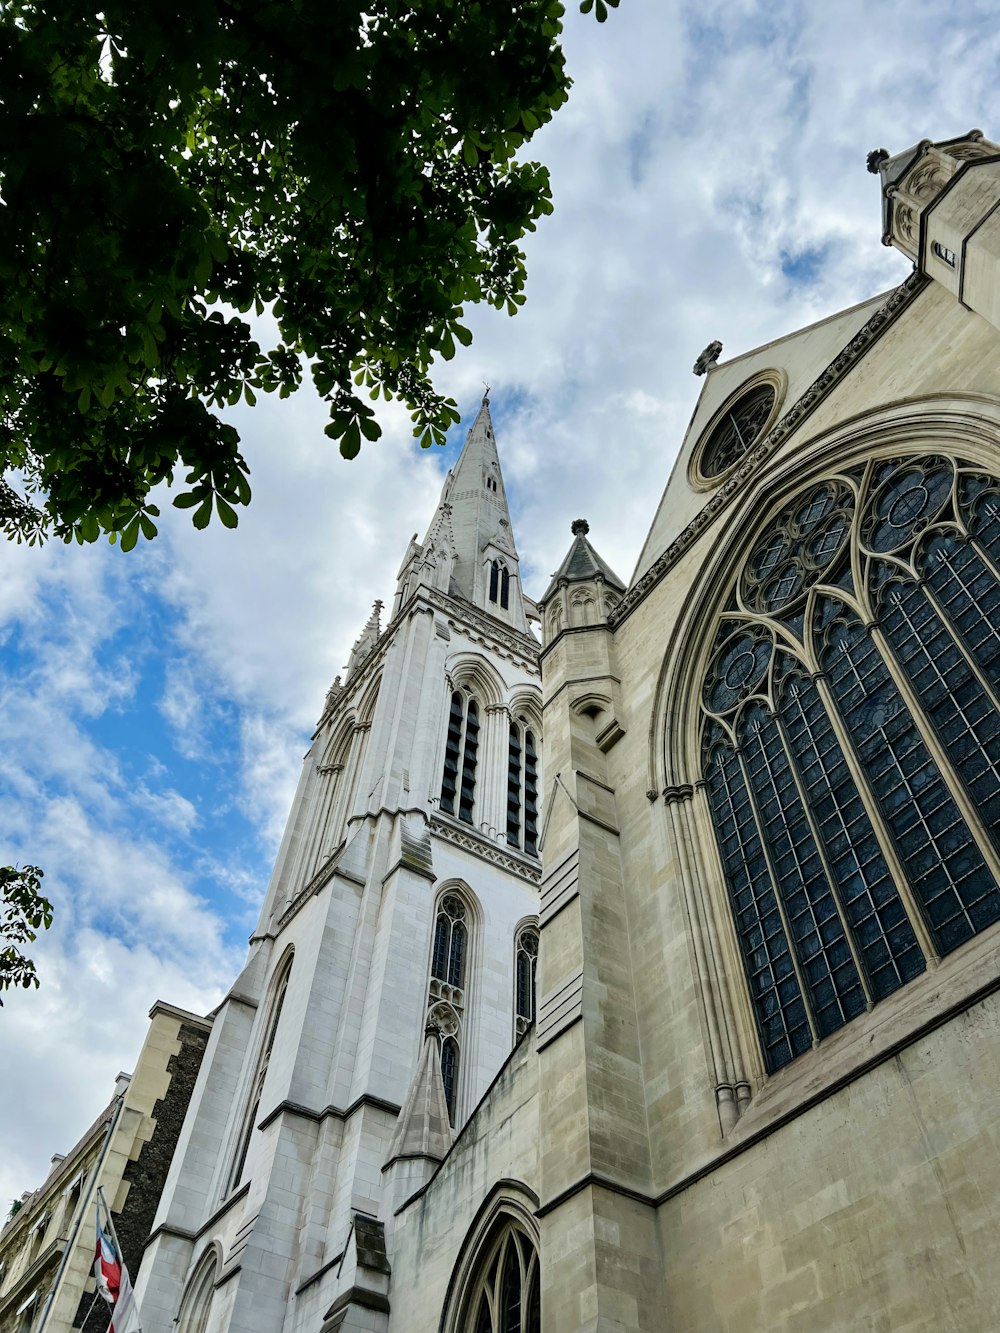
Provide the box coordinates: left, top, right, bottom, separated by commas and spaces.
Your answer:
393, 395, 533, 632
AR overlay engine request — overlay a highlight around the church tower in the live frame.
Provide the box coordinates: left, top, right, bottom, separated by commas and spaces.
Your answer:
134, 396, 542, 1333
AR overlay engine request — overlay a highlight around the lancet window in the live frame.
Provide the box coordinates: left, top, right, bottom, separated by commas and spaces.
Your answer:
427, 892, 472, 1124
465, 1223, 540, 1333
701, 455, 1000, 1074
489, 560, 511, 610
506, 720, 539, 857
514, 925, 539, 1038
228, 954, 292, 1192
440, 690, 480, 824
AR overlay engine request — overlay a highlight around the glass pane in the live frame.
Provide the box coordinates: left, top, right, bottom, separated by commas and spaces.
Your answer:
776, 661, 925, 997
474, 1292, 493, 1333
501, 1240, 521, 1333
431, 916, 449, 982
739, 704, 866, 1037
449, 921, 466, 988
820, 601, 996, 954
704, 723, 811, 1071
441, 1038, 458, 1124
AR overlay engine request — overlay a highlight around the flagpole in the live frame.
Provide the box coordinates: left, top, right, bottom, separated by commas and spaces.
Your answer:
95, 1188, 142, 1333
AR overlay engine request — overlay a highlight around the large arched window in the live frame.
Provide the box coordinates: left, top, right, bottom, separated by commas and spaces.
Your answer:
514, 924, 539, 1039
506, 719, 539, 857
227, 953, 293, 1193
701, 455, 1000, 1074
427, 891, 474, 1124
440, 690, 480, 824
464, 1221, 541, 1333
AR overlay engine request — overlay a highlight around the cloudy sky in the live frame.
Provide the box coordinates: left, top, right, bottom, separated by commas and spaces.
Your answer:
2, 0, 998, 1205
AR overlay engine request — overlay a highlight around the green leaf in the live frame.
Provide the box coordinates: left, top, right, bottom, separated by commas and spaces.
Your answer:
192, 498, 213, 530
340, 421, 362, 459
216, 495, 239, 528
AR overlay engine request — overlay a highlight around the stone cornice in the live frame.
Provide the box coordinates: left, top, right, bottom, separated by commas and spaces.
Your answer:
423, 588, 541, 671
430, 815, 542, 884
608, 271, 929, 630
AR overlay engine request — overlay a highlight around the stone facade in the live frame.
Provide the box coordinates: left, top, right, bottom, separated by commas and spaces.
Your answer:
0, 1003, 209, 1333
133, 129, 1000, 1333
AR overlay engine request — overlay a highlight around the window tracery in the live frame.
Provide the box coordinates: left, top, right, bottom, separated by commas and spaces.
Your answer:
513, 925, 539, 1038
699, 380, 778, 480
427, 892, 472, 1123
464, 1222, 540, 1333
701, 454, 1000, 1073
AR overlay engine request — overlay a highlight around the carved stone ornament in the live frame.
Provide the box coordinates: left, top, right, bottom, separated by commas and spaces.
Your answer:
866, 147, 889, 175
693, 340, 723, 376
894, 202, 917, 244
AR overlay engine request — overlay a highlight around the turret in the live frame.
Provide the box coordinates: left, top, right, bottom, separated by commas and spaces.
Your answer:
871, 129, 1000, 330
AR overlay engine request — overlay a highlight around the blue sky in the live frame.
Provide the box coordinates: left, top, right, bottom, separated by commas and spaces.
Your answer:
3, 0, 1000, 1202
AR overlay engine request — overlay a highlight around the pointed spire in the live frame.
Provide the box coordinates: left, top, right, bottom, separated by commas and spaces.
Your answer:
394, 396, 531, 630
345, 599, 383, 681
542, 519, 626, 603
383, 1027, 454, 1168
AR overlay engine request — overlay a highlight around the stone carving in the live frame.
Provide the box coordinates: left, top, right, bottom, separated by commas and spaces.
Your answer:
906, 161, 949, 201
894, 202, 917, 244
693, 340, 723, 376
430, 815, 542, 883
866, 148, 889, 175
608, 271, 928, 630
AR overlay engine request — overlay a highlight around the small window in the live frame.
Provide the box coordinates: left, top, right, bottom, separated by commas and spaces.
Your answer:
514, 925, 539, 1038
933, 242, 956, 267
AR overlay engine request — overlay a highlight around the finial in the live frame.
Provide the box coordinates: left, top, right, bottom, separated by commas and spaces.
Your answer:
571, 518, 589, 536
693, 340, 723, 376
482, 381, 491, 405
866, 148, 889, 175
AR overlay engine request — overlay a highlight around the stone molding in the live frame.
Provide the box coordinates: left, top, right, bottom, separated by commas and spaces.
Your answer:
608, 271, 929, 630
429, 815, 542, 883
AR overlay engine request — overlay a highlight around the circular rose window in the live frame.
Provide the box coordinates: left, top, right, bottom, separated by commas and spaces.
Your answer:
699, 381, 778, 480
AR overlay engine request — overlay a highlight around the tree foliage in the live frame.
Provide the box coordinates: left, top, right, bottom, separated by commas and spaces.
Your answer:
0, 865, 52, 1002
0, 0, 617, 549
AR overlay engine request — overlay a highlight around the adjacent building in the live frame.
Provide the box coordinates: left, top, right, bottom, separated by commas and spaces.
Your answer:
0, 1003, 210, 1333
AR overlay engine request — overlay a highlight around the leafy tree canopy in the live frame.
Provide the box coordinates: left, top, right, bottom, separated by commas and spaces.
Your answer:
0, 865, 52, 1002
0, 0, 617, 549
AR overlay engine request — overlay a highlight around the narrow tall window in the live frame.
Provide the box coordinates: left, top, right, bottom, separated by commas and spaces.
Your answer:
427, 892, 472, 1125
440, 691, 480, 824
229, 956, 292, 1193
701, 456, 1000, 1075
506, 720, 539, 857
514, 926, 539, 1038
500, 566, 511, 610
489, 560, 500, 603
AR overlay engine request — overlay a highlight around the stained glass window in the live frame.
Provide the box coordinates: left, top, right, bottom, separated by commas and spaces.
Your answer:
700, 456, 1000, 1074
700, 383, 777, 478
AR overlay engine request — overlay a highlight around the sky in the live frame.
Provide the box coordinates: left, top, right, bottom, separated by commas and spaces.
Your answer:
2, 0, 999, 1206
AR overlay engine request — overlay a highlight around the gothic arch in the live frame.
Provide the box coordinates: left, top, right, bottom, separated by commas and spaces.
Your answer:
176, 1241, 221, 1333
226, 947, 294, 1195
439, 1186, 540, 1333
652, 396, 1000, 794
356, 671, 382, 726
446, 653, 506, 709
650, 398, 1000, 1113
506, 689, 542, 736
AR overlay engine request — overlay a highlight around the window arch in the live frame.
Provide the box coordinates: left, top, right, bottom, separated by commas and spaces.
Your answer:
227, 952, 293, 1193
506, 719, 539, 857
700, 454, 1000, 1074
513, 924, 539, 1038
440, 689, 480, 824
426, 890, 476, 1124
176, 1246, 219, 1333
448, 1209, 540, 1333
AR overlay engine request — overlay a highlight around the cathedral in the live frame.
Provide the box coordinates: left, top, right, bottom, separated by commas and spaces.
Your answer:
130, 131, 1000, 1332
